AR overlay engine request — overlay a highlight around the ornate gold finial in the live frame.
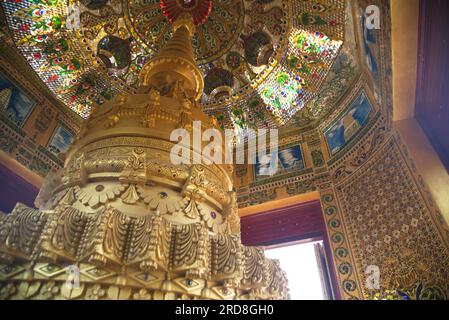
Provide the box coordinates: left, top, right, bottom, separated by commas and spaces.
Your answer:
139, 10, 204, 100
173, 13, 195, 35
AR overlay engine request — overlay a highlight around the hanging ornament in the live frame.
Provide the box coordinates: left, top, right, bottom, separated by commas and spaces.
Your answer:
160, 0, 212, 25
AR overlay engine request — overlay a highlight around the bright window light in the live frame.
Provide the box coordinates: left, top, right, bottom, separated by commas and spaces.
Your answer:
265, 241, 325, 300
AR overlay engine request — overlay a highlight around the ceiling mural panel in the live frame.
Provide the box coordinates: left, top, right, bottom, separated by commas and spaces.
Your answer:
2, 0, 346, 132
324, 89, 373, 157
0, 72, 36, 127
284, 0, 360, 132
234, 0, 394, 209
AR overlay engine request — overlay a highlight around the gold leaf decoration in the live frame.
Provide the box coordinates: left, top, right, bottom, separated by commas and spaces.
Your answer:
121, 184, 140, 204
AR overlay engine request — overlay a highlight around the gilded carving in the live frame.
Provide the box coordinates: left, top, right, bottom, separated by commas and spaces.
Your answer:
182, 165, 208, 202
41, 207, 88, 260
170, 223, 209, 279
142, 88, 161, 128
121, 184, 140, 204
0, 204, 47, 261
76, 184, 128, 208
241, 247, 268, 289
210, 234, 243, 284
120, 148, 146, 184
223, 191, 241, 236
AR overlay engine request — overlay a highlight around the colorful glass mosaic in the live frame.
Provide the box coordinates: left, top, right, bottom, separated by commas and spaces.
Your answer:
2, 0, 345, 129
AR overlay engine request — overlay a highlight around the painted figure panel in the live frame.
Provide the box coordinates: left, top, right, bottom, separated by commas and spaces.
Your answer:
0, 73, 35, 126
48, 124, 75, 158
325, 90, 372, 156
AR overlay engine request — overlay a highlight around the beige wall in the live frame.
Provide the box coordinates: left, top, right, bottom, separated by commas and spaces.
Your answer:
395, 119, 449, 227
391, 0, 420, 121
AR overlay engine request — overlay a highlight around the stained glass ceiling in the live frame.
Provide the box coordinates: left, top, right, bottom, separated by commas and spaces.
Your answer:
2, 0, 345, 132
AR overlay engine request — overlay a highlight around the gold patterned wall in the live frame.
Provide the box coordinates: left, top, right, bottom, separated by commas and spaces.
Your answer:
330, 134, 449, 299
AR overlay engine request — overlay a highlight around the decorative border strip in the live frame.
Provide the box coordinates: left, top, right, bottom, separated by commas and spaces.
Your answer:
320, 188, 363, 300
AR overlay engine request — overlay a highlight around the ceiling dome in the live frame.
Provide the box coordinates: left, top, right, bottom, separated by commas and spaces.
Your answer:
2, 0, 346, 132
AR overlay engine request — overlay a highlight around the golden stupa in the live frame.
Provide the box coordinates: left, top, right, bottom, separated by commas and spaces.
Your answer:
0, 7, 288, 300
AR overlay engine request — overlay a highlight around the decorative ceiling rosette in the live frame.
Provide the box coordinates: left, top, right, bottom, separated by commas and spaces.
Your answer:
1, 0, 346, 131
160, 0, 212, 25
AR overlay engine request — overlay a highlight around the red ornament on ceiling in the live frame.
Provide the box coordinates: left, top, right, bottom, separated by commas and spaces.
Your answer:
160, 0, 212, 25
